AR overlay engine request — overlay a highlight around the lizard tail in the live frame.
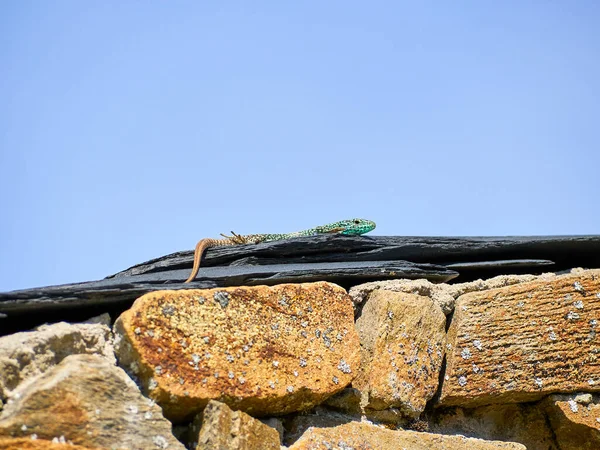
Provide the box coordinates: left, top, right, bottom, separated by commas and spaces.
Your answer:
184, 238, 226, 283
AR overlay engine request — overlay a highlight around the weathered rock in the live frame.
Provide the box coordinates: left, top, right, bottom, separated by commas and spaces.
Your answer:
192, 400, 279, 449
440, 269, 600, 407
429, 403, 557, 450
350, 279, 458, 314
321, 388, 362, 415
81, 313, 112, 326
0, 437, 100, 449
450, 272, 556, 300
258, 417, 284, 444
446, 259, 555, 271
542, 393, 600, 450
321, 388, 408, 424
282, 409, 357, 446
0, 321, 114, 404
0, 354, 184, 450
349, 274, 543, 315
113, 282, 360, 421
6, 234, 599, 332
354, 290, 446, 417
111, 234, 600, 276
0, 260, 456, 328
288, 421, 527, 449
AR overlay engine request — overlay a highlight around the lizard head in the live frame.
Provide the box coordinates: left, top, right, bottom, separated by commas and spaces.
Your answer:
318, 218, 376, 236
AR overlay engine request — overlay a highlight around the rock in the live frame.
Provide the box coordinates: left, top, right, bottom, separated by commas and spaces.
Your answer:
0, 260, 456, 329
192, 400, 280, 449
0, 437, 100, 449
117, 260, 456, 287
446, 259, 555, 271
440, 269, 600, 407
282, 408, 357, 446
110, 235, 382, 276
449, 272, 556, 299
80, 313, 112, 326
0, 321, 114, 404
542, 393, 600, 450
353, 290, 446, 417
322, 388, 362, 415
110, 235, 600, 277
6, 233, 599, 330
113, 282, 360, 421
350, 279, 458, 315
320, 388, 407, 425
258, 418, 284, 444
349, 274, 543, 315
0, 354, 184, 450
287, 421, 527, 449
573, 392, 593, 404
429, 403, 557, 450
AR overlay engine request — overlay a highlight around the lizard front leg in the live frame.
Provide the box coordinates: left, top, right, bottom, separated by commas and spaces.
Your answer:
220, 231, 249, 244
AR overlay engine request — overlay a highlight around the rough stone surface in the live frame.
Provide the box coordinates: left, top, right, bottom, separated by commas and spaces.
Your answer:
5, 234, 598, 332
288, 421, 527, 449
0, 354, 184, 450
542, 393, 600, 450
321, 388, 407, 424
429, 403, 557, 450
193, 400, 279, 450
0, 321, 114, 404
315, 400, 405, 426
113, 282, 360, 421
81, 313, 112, 327
112, 235, 600, 277
0, 260, 455, 325
450, 272, 556, 299
282, 408, 357, 446
259, 417, 284, 444
0, 438, 100, 449
354, 290, 446, 417
321, 388, 362, 415
349, 274, 543, 315
440, 269, 600, 407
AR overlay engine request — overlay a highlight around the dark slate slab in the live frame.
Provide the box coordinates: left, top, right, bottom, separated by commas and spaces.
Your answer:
0, 260, 457, 316
107, 235, 600, 279
445, 259, 556, 270
2, 234, 598, 336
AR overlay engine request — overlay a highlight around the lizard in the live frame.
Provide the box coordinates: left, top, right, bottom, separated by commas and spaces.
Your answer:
184, 218, 376, 283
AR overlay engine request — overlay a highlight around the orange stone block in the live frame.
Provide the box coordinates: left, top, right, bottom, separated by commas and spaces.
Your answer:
114, 282, 360, 421
440, 270, 600, 407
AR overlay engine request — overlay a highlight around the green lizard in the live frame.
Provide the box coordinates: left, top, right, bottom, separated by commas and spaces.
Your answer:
184, 218, 376, 283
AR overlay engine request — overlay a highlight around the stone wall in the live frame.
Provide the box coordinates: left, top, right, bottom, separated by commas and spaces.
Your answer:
1, 269, 599, 449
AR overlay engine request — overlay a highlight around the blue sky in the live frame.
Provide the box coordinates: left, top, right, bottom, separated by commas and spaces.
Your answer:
1, 2, 598, 291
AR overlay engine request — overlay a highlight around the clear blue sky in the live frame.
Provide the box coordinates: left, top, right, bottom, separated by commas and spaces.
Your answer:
1, 2, 598, 291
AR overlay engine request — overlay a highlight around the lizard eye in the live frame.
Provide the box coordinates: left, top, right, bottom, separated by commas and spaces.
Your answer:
354, 220, 360, 224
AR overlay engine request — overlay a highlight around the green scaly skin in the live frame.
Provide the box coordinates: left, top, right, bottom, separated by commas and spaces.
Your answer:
184, 218, 376, 283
